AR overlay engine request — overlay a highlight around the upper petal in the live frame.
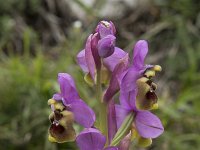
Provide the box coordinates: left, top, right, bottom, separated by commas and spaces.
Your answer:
119, 90, 137, 110
98, 35, 116, 58
85, 34, 96, 80
104, 54, 129, 102
58, 73, 79, 104
76, 128, 106, 150
91, 33, 101, 69
120, 67, 141, 93
77, 49, 89, 73
135, 111, 164, 138
103, 47, 128, 72
133, 40, 148, 70
52, 93, 62, 101
69, 100, 96, 128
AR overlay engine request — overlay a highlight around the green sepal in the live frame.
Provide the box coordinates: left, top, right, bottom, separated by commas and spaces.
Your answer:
111, 112, 134, 146
84, 73, 94, 86
137, 137, 152, 147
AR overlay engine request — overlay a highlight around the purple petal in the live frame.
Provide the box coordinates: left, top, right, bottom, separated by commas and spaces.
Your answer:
52, 93, 62, 101
77, 49, 89, 73
96, 21, 116, 38
58, 73, 80, 104
133, 40, 148, 70
104, 54, 129, 102
69, 100, 95, 128
91, 33, 101, 69
76, 128, 106, 150
119, 92, 131, 109
119, 90, 137, 110
104, 146, 118, 150
98, 35, 116, 58
103, 47, 128, 72
135, 111, 164, 138
115, 105, 130, 129
85, 34, 96, 80
108, 100, 117, 144
120, 67, 141, 92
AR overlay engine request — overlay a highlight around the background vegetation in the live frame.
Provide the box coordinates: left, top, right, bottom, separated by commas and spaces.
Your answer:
0, 0, 200, 149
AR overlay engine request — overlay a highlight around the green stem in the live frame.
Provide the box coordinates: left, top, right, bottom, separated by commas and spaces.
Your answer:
110, 112, 134, 146
96, 65, 108, 140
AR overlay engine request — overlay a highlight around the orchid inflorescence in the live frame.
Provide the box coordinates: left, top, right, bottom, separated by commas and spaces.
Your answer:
47, 21, 164, 150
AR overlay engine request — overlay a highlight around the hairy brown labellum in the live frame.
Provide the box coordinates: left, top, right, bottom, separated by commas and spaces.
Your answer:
48, 100, 76, 143
136, 77, 158, 110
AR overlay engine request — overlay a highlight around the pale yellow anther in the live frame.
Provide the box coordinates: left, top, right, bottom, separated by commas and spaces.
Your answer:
54, 103, 65, 111
61, 110, 74, 120
151, 103, 159, 110
48, 99, 56, 105
48, 135, 57, 143
144, 70, 155, 78
153, 65, 162, 72
137, 77, 149, 83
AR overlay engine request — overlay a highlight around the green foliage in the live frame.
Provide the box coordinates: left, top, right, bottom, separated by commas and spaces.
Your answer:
0, 0, 200, 149
0, 22, 95, 149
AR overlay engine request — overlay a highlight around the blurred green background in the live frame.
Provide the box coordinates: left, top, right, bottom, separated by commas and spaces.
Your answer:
0, 0, 200, 149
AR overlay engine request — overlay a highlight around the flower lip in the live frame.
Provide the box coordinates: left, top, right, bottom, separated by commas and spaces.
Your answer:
48, 102, 76, 143
54, 110, 63, 121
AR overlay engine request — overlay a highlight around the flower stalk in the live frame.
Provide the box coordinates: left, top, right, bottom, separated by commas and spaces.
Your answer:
111, 112, 134, 146
96, 61, 108, 141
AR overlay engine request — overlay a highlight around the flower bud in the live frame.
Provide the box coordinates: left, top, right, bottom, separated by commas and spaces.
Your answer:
96, 21, 116, 38
98, 35, 116, 58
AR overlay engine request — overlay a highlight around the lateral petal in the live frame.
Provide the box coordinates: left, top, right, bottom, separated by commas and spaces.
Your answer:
76, 128, 106, 150
69, 100, 96, 128
135, 111, 164, 138
58, 73, 79, 104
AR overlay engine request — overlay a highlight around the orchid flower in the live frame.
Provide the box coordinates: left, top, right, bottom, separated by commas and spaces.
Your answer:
48, 73, 95, 143
109, 41, 163, 147
121, 40, 162, 110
